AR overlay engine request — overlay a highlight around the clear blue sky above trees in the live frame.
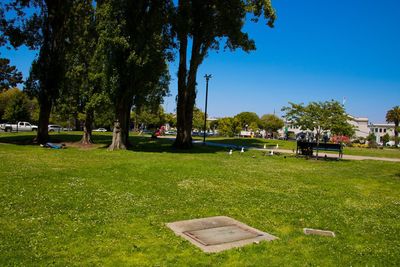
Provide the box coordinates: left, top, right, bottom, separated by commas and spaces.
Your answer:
1, 0, 399, 123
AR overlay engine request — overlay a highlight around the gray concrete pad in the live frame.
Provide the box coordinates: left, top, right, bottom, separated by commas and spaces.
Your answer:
304, 228, 336, 237
166, 216, 278, 253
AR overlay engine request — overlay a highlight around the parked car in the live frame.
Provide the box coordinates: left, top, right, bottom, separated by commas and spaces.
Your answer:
0, 121, 38, 132
93, 128, 107, 132
48, 124, 63, 132
385, 141, 400, 147
165, 130, 177, 135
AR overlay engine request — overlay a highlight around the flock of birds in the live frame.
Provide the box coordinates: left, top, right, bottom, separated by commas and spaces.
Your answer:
228, 143, 280, 157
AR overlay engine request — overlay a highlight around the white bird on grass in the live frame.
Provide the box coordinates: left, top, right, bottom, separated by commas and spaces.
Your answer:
270, 150, 274, 156
263, 144, 266, 149
276, 144, 279, 149
241, 147, 245, 153
228, 149, 233, 155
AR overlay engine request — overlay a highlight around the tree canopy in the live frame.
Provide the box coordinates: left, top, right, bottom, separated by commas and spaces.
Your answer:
217, 117, 241, 137
0, 88, 32, 122
234, 112, 261, 130
282, 100, 355, 145
0, 58, 23, 91
260, 114, 284, 134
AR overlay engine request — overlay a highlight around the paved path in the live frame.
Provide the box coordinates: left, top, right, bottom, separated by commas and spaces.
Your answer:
193, 140, 400, 162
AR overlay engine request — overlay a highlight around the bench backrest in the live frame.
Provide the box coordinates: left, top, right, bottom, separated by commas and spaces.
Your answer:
297, 141, 342, 151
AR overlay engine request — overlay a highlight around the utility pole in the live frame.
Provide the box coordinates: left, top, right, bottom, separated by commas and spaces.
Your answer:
203, 74, 212, 145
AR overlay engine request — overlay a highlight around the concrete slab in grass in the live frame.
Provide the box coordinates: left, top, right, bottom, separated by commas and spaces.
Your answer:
166, 216, 278, 253
303, 228, 336, 237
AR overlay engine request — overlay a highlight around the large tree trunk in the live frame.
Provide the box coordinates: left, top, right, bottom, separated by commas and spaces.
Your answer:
173, 18, 189, 149
173, 33, 203, 149
109, 120, 126, 150
175, 97, 195, 148
34, 1, 69, 144
35, 97, 52, 144
109, 97, 132, 150
81, 110, 93, 145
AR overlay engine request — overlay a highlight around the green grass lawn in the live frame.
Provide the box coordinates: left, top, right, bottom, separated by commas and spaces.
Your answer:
1, 133, 400, 266
343, 146, 400, 158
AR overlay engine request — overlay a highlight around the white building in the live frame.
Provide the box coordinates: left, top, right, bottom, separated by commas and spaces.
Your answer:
348, 116, 369, 138
369, 123, 396, 143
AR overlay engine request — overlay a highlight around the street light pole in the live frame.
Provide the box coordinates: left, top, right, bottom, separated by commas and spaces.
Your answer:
203, 74, 212, 145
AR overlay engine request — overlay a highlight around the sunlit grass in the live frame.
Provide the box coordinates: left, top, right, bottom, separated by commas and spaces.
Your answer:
0, 133, 399, 265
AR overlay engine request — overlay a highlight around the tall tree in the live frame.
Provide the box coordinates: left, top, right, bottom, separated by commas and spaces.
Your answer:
282, 100, 354, 157
2, 88, 31, 122
172, 0, 276, 148
95, 0, 171, 150
217, 117, 241, 137
260, 114, 284, 136
61, 1, 98, 144
235, 112, 261, 130
0, 58, 23, 91
386, 106, 400, 146
2, 1, 75, 143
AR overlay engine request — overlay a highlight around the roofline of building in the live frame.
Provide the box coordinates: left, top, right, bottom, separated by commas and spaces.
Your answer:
369, 123, 395, 127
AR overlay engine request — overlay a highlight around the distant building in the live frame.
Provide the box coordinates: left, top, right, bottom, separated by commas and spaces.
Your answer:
207, 117, 219, 122
278, 121, 302, 137
348, 116, 369, 138
368, 123, 396, 143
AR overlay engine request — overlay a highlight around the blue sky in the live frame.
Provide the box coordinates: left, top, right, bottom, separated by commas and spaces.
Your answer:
1, 0, 399, 123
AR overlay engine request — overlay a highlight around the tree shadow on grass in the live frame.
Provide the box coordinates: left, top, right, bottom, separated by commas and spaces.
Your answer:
0, 132, 112, 145
0, 133, 229, 154
127, 136, 228, 154
0, 133, 36, 145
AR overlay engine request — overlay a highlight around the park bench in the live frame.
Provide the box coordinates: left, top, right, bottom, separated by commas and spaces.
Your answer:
296, 141, 343, 158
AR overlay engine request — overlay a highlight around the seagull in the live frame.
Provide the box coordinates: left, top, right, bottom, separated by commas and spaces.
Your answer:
276, 144, 279, 149
228, 149, 233, 155
263, 144, 266, 149
241, 147, 245, 153
270, 150, 274, 156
